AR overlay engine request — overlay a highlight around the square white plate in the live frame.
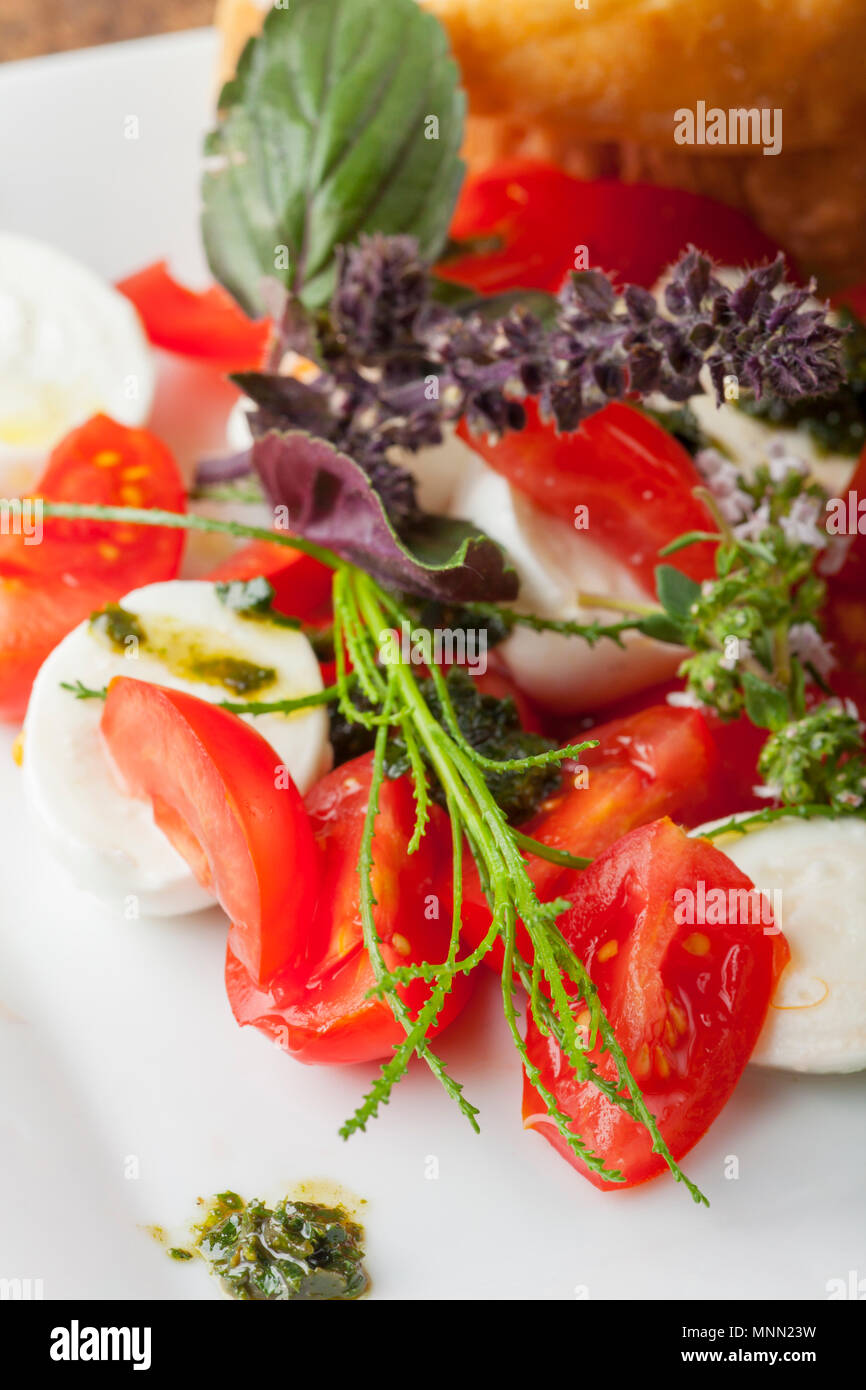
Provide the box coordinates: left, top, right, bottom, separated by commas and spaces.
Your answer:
0, 28, 864, 1302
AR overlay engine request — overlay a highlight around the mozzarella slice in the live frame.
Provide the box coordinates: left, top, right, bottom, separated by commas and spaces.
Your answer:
692, 814, 866, 1073
0, 234, 155, 493
446, 457, 683, 711
225, 397, 254, 453
396, 426, 481, 517
180, 398, 275, 577
181, 495, 275, 578
22, 580, 331, 917
687, 391, 857, 497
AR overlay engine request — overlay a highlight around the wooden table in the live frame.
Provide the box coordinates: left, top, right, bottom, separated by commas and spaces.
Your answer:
0, 0, 215, 62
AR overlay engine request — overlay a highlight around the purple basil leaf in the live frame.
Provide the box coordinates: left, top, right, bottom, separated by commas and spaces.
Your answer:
254, 430, 519, 602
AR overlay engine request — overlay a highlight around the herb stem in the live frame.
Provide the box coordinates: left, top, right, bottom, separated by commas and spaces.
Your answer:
575, 592, 660, 618
40, 501, 343, 572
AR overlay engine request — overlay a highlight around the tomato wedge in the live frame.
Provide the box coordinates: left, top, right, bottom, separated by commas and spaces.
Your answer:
116, 261, 270, 370
523, 818, 789, 1190
226, 752, 475, 1065
459, 399, 715, 589
100, 679, 320, 986
0, 414, 185, 722
206, 541, 334, 623
460, 704, 720, 971
441, 162, 786, 295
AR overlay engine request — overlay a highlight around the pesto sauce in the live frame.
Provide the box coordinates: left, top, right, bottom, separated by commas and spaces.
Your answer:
90, 604, 145, 649
88, 604, 278, 697
184, 656, 276, 695
195, 1191, 368, 1301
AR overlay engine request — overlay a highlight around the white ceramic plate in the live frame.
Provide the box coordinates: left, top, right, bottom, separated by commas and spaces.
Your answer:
1, 29, 864, 1302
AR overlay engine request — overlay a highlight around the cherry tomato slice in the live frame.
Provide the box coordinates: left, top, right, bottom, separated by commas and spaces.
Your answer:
116, 261, 270, 370
459, 704, 721, 972
100, 678, 320, 987
522, 817, 789, 1190
226, 752, 475, 1065
442, 162, 787, 295
459, 399, 716, 589
0, 415, 185, 722
206, 540, 334, 623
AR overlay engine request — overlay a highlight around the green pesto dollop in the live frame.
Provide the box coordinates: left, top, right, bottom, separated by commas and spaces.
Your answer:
183, 655, 276, 695
88, 604, 277, 697
89, 603, 145, 650
195, 1191, 368, 1301
734, 307, 866, 457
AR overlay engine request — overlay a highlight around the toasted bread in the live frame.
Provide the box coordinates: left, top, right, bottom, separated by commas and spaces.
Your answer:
212, 0, 866, 285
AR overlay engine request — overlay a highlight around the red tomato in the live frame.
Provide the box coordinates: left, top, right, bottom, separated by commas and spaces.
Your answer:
116, 261, 270, 370
459, 399, 716, 590
460, 703, 721, 971
226, 752, 475, 1065
554, 680, 771, 819
100, 679, 320, 987
441, 163, 786, 295
207, 540, 334, 623
523, 817, 789, 1190
0, 415, 185, 722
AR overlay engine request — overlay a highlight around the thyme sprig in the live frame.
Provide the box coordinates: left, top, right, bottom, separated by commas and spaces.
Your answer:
694, 803, 866, 841
578, 453, 866, 812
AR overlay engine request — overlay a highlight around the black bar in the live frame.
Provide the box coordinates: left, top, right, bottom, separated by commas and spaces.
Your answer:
3, 1297, 860, 1374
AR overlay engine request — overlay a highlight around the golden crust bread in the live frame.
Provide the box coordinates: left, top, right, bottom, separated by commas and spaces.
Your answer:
423, 0, 866, 151
214, 0, 268, 88
461, 114, 866, 286
212, 0, 866, 284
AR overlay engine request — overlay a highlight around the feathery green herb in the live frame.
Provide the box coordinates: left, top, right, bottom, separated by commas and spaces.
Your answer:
47, 500, 708, 1204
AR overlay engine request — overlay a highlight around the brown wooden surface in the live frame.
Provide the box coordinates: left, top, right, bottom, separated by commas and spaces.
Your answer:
0, 0, 215, 62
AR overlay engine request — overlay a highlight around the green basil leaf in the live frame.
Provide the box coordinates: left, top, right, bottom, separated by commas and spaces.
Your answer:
635, 612, 686, 645
742, 671, 790, 731
202, 0, 465, 316
655, 564, 701, 619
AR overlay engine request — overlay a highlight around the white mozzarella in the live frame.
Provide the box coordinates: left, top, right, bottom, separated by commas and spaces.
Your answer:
692, 814, 866, 1073
396, 426, 482, 516
0, 235, 155, 493
225, 397, 254, 453
687, 391, 857, 497
181, 495, 275, 578
22, 581, 331, 917
181, 397, 273, 577
447, 457, 683, 711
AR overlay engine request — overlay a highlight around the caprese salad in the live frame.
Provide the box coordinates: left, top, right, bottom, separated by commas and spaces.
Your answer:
4, 0, 866, 1213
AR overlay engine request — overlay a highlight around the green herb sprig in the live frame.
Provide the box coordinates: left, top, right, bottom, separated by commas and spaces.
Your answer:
571, 457, 866, 813
46, 499, 707, 1204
